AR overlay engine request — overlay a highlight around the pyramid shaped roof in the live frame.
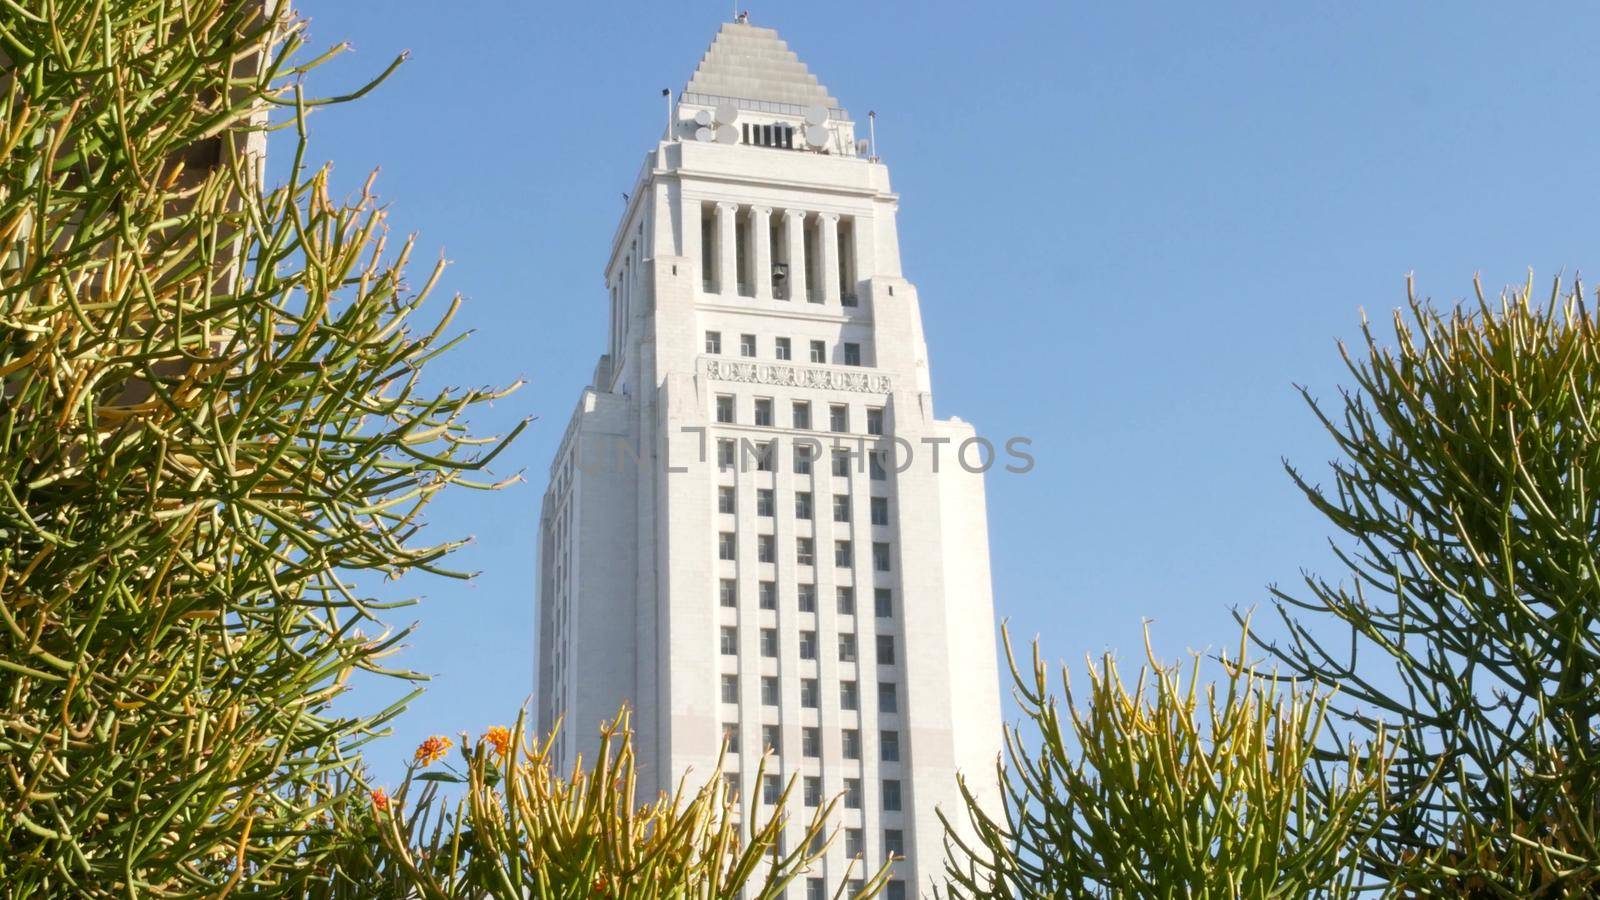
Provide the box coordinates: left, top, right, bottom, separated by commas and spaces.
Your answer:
685, 22, 841, 112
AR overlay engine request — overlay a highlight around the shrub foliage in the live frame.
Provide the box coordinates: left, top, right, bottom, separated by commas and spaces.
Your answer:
1258, 278, 1600, 892
0, 2, 518, 894
941, 627, 1394, 898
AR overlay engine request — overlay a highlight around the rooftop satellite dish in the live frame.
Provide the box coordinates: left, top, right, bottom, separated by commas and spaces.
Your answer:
714, 102, 739, 125
693, 109, 713, 127
804, 105, 828, 126
715, 124, 739, 144
695, 126, 715, 142
804, 124, 830, 148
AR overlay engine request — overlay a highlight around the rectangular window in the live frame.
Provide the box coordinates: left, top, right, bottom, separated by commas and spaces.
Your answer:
759, 580, 777, 610
841, 680, 859, 710
719, 578, 737, 608
870, 496, 889, 526
718, 533, 736, 560
740, 333, 757, 357
776, 337, 792, 361
793, 443, 814, 475
844, 778, 862, 810
794, 491, 813, 520
754, 398, 773, 426
718, 438, 736, 470
718, 486, 735, 514
829, 404, 849, 433
885, 829, 904, 860
881, 730, 900, 762
801, 679, 820, 709
756, 488, 774, 517
887, 882, 906, 900
843, 729, 861, 760
705, 331, 722, 354
833, 494, 852, 522
758, 535, 775, 563
796, 537, 814, 566
802, 727, 821, 758
877, 634, 897, 665
810, 339, 826, 363
845, 827, 864, 857
762, 676, 779, 706
720, 627, 738, 655
831, 449, 851, 477
721, 674, 739, 704
879, 681, 898, 713
866, 407, 884, 435
804, 776, 822, 807
760, 629, 778, 658
882, 779, 902, 812
722, 723, 739, 753
837, 587, 855, 615
808, 878, 827, 900
870, 452, 888, 481
798, 584, 817, 612
875, 588, 893, 618
838, 633, 858, 663
835, 540, 852, 567
755, 441, 775, 472
873, 541, 891, 572
792, 400, 811, 430
763, 774, 782, 805
725, 774, 740, 798
716, 395, 735, 424
763, 724, 781, 753
843, 342, 861, 366
799, 630, 817, 660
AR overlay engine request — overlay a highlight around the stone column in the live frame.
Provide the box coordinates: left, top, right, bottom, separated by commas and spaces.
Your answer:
715, 201, 738, 296
783, 209, 808, 303
818, 212, 840, 305
751, 206, 773, 301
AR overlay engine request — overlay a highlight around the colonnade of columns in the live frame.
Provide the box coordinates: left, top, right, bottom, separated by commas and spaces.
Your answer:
706, 203, 852, 305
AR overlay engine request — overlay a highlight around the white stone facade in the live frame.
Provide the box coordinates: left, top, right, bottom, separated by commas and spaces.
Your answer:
537, 22, 1003, 897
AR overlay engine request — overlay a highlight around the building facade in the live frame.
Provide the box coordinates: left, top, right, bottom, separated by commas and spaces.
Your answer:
537, 21, 1003, 897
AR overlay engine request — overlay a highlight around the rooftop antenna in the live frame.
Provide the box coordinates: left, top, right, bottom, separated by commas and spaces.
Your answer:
868, 110, 878, 161
662, 88, 674, 141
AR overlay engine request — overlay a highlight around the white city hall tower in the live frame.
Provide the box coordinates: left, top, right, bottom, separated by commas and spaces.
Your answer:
537, 20, 1003, 897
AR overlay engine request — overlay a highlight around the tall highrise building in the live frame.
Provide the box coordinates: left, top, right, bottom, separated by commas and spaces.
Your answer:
538, 20, 1003, 896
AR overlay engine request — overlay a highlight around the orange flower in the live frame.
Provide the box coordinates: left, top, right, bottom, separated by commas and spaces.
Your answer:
414, 734, 453, 767
370, 787, 390, 813
483, 726, 512, 758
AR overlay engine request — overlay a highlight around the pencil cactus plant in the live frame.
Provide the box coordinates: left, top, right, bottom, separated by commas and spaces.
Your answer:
940, 627, 1395, 898
322, 708, 889, 899
1256, 278, 1600, 892
0, 1, 519, 894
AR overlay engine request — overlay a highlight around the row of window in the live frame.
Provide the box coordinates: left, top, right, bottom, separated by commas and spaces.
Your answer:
705, 331, 867, 367
720, 486, 891, 525
719, 580, 895, 617
731, 771, 905, 814
717, 440, 891, 479
719, 534, 893, 570
715, 395, 884, 434
809, 877, 906, 900
721, 674, 898, 712
723, 724, 902, 764
721, 627, 898, 664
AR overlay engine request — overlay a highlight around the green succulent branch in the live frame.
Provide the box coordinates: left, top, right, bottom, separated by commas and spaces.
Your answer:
1249, 277, 1600, 893
0, 2, 523, 894
941, 624, 1396, 899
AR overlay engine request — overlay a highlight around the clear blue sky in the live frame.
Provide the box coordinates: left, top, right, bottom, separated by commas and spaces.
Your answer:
282, 1, 1600, 784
